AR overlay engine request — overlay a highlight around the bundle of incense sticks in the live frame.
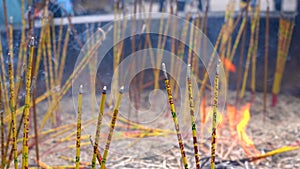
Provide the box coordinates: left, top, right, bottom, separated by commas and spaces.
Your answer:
162, 63, 189, 169
272, 16, 295, 106
240, 1, 260, 99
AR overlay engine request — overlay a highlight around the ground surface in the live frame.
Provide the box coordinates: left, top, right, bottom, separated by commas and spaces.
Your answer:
19, 90, 300, 169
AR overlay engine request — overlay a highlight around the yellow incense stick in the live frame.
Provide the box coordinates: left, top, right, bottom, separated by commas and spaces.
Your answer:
211, 61, 220, 169
187, 65, 200, 169
91, 86, 107, 168
162, 63, 188, 169
75, 85, 83, 169
21, 37, 35, 169
100, 86, 124, 169
7, 16, 18, 169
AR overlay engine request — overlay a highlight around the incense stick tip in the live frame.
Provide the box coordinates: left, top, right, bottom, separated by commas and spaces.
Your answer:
9, 16, 13, 24
79, 85, 83, 94
162, 63, 168, 79
103, 86, 107, 94
30, 36, 35, 46
187, 64, 191, 78
119, 86, 124, 94
216, 59, 221, 75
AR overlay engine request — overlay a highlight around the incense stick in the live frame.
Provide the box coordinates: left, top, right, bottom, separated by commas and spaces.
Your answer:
75, 85, 83, 169
21, 37, 34, 169
187, 65, 200, 169
162, 63, 188, 169
91, 86, 107, 169
100, 86, 124, 169
211, 61, 220, 169
7, 16, 18, 169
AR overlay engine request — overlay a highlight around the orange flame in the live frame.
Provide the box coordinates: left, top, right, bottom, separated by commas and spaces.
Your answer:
236, 103, 259, 156
222, 58, 236, 73
227, 105, 237, 139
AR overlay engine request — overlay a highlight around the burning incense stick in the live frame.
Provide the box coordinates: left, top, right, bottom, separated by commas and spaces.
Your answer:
187, 65, 200, 169
75, 85, 83, 169
7, 17, 18, 169
162, 63, 188, 169
100, 86, 124, 169
91, 86, 107, 169
211, 60, 220, 169
21, 37, 35, 169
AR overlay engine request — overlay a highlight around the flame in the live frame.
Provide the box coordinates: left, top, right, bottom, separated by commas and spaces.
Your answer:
222, 58, 236, 73
227, 105, 237, 139
236, 103, 259, 155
